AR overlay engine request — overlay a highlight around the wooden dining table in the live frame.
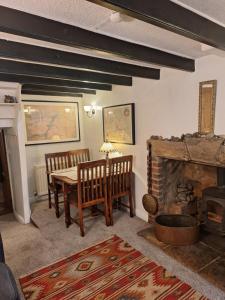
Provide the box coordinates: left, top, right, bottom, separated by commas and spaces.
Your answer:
51, 166, 112, 227
51, 167, 78, 228
51, 159, 134, 228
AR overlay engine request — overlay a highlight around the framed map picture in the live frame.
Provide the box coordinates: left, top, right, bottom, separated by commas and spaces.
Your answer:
23, 101, 80, 145
103, 103, 135, 145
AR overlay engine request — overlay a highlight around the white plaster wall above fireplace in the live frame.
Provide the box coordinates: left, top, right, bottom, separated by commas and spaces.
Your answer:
82, 55, 225, 222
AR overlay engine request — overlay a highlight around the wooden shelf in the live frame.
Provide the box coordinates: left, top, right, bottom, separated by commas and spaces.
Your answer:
0, 103, 18, 106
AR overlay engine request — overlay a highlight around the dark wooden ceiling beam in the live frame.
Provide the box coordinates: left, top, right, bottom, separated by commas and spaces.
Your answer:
90, 0, 225, 51
22, 90, 83, 97
22, 84, 96, 94
0, 59, 132, 86
0, 5, 194, 72
0, 73, 112, 90
0, 40, 160, 79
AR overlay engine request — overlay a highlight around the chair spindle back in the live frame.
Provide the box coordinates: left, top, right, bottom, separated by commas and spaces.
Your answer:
109, 155, 133, 197
77, 160, 107, 207
45, 151, 71, 175
69, 149, 90, 167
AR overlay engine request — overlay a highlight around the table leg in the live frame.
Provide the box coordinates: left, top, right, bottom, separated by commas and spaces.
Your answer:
52, 177, 60, 218
54, 188, 60, 218
63, 183, 71, 228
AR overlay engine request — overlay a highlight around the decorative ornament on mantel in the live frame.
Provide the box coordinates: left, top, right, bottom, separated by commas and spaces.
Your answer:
4, 95, 17, 103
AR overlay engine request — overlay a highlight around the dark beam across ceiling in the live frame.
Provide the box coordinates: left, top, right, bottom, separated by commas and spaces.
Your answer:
0, 5, 194, 72
0, 40, 160, 79
90, 0, 225, 51
0, 73, 112, 90
0, 59, 132, 86
22, 84, 96, 94
22, 90, 83, 97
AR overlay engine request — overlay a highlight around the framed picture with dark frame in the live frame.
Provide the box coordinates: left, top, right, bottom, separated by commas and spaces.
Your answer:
23, 101, 80, 145
103, 103, 135, 145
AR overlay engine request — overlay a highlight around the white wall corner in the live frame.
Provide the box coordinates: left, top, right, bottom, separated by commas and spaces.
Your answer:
135, 208, 148, 222
13, 210, 29, 224
3, 82, 31, 224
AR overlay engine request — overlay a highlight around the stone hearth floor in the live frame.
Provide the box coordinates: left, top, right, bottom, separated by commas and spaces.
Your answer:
138, 227, 225, 293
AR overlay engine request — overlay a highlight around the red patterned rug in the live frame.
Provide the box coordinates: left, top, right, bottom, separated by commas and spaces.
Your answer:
19, 235, 207, 300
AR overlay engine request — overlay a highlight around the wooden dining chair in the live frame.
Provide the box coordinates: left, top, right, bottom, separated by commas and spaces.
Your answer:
77, 159, 110, 236
69, 149, 90, 167
108, 155, 134, 225
45, 151, 71, 217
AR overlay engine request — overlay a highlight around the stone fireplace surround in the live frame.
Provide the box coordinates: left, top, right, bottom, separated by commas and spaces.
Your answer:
147, 134, 225, 234
140, 134, 225, 294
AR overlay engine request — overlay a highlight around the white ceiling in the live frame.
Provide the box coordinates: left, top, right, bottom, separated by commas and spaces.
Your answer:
174, 0, 225, 26
0, 0, 224, 68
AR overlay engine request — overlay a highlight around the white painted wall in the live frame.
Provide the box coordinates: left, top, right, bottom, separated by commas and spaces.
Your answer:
21, 94, 87, 201
0, 82, 30, 224
83, 55, 225, 221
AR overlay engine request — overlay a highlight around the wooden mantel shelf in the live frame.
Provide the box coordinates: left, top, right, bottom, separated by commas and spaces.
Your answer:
148, 134, 225, 168
0, 102, 18, 105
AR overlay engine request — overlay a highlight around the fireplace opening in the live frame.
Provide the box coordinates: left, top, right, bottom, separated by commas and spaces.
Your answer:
161, 160, 225, 236
147, 135, 225, 236
149, 157, 225, 235
217, 167, 225, 187
161, 160, 217, 220
207, 201, 223, 223
202, 187, 225, 235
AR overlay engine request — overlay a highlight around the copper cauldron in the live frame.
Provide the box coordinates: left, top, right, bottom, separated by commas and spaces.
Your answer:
154, 214, 199, 246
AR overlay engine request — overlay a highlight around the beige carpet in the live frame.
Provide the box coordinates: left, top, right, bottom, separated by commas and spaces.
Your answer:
0, 200, 224, 300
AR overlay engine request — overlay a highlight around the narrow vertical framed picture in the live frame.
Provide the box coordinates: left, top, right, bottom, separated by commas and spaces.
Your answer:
23, 101, 80, 145
198, 80, 217, 134
103, 103, 135, 145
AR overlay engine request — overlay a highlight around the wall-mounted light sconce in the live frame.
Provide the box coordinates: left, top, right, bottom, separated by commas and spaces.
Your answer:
23, 106, 36, 114
84, 104, 102, 118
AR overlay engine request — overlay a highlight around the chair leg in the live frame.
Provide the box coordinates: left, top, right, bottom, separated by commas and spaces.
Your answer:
64, 198, 71, 228
54, 190, 60, 218
64, 185, 72, 228
79, 207, 85, 237
104, 201, 110, 226
118, 198, 122, 210
48, 189, 52, 209
109, 198, 113, 226
129, 191, 134, 218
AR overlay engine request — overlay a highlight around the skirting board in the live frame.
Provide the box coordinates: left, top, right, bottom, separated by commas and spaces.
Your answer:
14, 209, 30, 224
29, 194, 48, 204
29, 196, 36, 204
